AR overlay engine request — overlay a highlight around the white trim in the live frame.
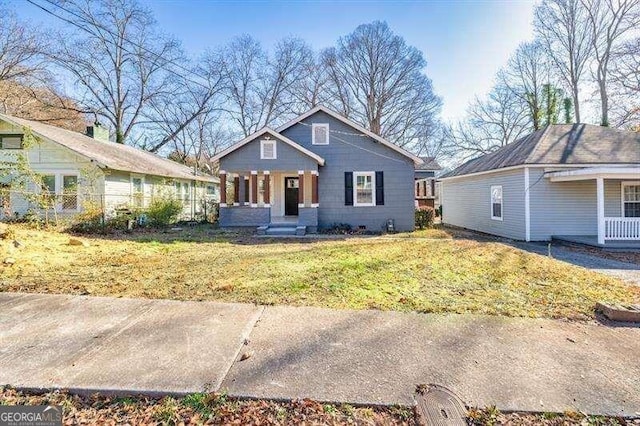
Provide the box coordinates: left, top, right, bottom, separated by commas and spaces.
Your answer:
250, 203, 258, 208
219, 170, 227, 175
547, 166, 640, 182
220, 203, 227, 207
353, 171, 376, 207
621, 181, 640, 218
264, 203, 271, 208
233, 202, 240, 206
298, 170, 305, 175
490, 185, 503, 221
130, 174, 145, 209
260, 139, 277, 160
251, 170, 258, 175
298, 203, 305, 208
311, 203, 319, 208
311, 170, 318, 176
275, 105, 422, 164
597, 177, 605, 244
211, 127, 325, 165
524, 167, 530, 241
263, 170, 270, 175
312, 123, 330, 145
440, 164, 640, 181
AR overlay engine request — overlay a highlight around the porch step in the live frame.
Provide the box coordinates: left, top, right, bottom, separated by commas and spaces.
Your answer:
257, 224, 307, 236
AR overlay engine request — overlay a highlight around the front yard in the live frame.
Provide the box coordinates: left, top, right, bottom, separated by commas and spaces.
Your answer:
1, 225, 638, 319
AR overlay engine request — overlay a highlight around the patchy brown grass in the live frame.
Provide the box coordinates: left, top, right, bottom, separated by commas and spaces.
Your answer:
0, 387, 415, 425
1, 224, 638, 319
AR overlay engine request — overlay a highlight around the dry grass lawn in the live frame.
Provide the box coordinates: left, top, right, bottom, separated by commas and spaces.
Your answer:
1, 224, 638, 319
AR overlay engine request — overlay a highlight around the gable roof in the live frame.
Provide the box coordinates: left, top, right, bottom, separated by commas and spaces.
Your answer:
276, 105, 423, 165
0, 113, 218, 183
416, 156, 441, 171
211, 127, 326, 166
442, 124, 640, 178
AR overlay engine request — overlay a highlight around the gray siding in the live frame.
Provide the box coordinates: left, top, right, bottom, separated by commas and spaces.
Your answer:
529, 169, 623, 240
441, 168, 526, 240
281, 111, 415, 232
220, 135, 317, 172
219, 206, 270, 227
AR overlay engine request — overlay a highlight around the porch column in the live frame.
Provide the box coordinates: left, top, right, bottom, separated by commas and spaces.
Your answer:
298, 170, 305, 208
311, 170, 319, 208
233, 175, 240, 206
250, 171, 258, 207
597, 177, 605, 245
263, 171, 271, 207
244, 176, 250, 205
219, 170, 227, 207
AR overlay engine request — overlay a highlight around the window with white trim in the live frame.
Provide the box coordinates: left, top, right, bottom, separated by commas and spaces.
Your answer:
260, 140, 277, 159
182, 182, 190, 203
622, 183, 640, 217
491, 185, 503, 220
62, 175, 78, 210
312, 123, 329, 145
354, 172, 375, 206
131, 176, 144, 208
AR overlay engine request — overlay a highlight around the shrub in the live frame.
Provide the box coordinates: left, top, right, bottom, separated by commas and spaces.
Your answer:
68, 201, 104, 233
146, 196, 183, 227
415, 206, 435, 229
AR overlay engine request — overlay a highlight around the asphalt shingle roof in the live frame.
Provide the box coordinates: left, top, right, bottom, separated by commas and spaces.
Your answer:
442, 124, 640, 178
0, 113, 217, 182
415, 156, 442, 171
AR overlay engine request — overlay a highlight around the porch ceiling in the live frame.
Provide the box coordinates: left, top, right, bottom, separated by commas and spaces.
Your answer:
546, 166, 640, 182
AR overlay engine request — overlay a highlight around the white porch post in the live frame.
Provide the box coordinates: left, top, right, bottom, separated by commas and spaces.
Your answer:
597, 177, 605, 245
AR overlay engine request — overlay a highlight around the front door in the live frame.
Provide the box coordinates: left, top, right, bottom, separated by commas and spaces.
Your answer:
284, 177, 299, 216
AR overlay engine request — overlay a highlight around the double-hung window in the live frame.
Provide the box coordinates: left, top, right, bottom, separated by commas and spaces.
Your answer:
62, 175, 78, 210
260, 140, 276, 159
312, 123, 329, 145
622, 183, 640, 217
354, 172, 375, 206
490, 185, 503, 220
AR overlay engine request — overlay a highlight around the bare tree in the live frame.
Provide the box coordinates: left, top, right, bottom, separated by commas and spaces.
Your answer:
581, 0, 640, 126
535, 0, 593, 123
445, 83, 532, 161
500, 42, 552, 130
217, 35, 312, 137
49, 0, 184, 143
321, 21, 442, 149
609, 36, 640, 128
0, 7, 48, 83
290, 51, 330, 112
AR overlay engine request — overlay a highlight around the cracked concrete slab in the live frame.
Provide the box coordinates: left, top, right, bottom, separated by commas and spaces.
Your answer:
222, 305, 640, 416
0, 293, 262, 394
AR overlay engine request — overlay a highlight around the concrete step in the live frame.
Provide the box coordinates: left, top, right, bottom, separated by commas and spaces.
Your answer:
265, 227, 298, 236
268, 222, 299, 228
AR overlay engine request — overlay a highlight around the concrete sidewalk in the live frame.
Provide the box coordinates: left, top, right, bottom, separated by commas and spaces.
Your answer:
0, 293, 638, 417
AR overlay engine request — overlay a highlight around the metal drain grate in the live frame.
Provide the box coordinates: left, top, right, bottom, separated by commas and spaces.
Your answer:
415, 384, 467, 426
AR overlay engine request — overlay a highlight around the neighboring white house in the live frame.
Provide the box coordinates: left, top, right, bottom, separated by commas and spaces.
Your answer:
0, 113, 219, 220
440, 124, 640, 247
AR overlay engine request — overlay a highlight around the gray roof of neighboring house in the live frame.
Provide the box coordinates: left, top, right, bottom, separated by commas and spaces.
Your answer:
0, 113, 218, 183
416, 156, 441, 171
442, 124, 640, 178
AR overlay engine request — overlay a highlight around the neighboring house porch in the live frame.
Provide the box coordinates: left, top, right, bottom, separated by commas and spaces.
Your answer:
546, 167, 640, 248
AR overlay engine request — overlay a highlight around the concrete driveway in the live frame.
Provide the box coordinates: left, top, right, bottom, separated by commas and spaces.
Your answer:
0, 292, 639, 416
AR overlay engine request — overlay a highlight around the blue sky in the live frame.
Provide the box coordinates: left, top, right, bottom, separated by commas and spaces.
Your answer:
14, 0, 537, 121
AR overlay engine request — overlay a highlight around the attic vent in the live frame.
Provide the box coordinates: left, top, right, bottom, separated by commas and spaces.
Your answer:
312, 123, 329, 145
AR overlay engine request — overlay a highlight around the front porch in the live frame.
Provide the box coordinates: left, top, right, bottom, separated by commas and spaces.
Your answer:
218, 169, 319, 235
546, 167, 640, 247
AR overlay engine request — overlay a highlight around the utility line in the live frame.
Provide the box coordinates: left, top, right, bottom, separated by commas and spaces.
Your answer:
26, 0, 213, 91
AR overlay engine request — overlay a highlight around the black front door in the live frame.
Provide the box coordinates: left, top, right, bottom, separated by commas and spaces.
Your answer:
284, 177, 299, 216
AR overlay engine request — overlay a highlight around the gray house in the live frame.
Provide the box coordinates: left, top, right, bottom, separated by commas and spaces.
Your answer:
440, 124, 640, 247
211, 106, 423, 234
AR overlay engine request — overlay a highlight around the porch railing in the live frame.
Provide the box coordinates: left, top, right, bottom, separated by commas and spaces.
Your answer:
605, 217, 640, 240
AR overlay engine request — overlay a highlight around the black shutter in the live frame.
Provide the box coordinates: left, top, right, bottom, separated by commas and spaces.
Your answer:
375, 171, 384, 205
344, 172, 353, 206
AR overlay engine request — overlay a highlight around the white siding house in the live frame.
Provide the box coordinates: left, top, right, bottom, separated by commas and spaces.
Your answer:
440, 124, 640, 247
0, 113, 219, 221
